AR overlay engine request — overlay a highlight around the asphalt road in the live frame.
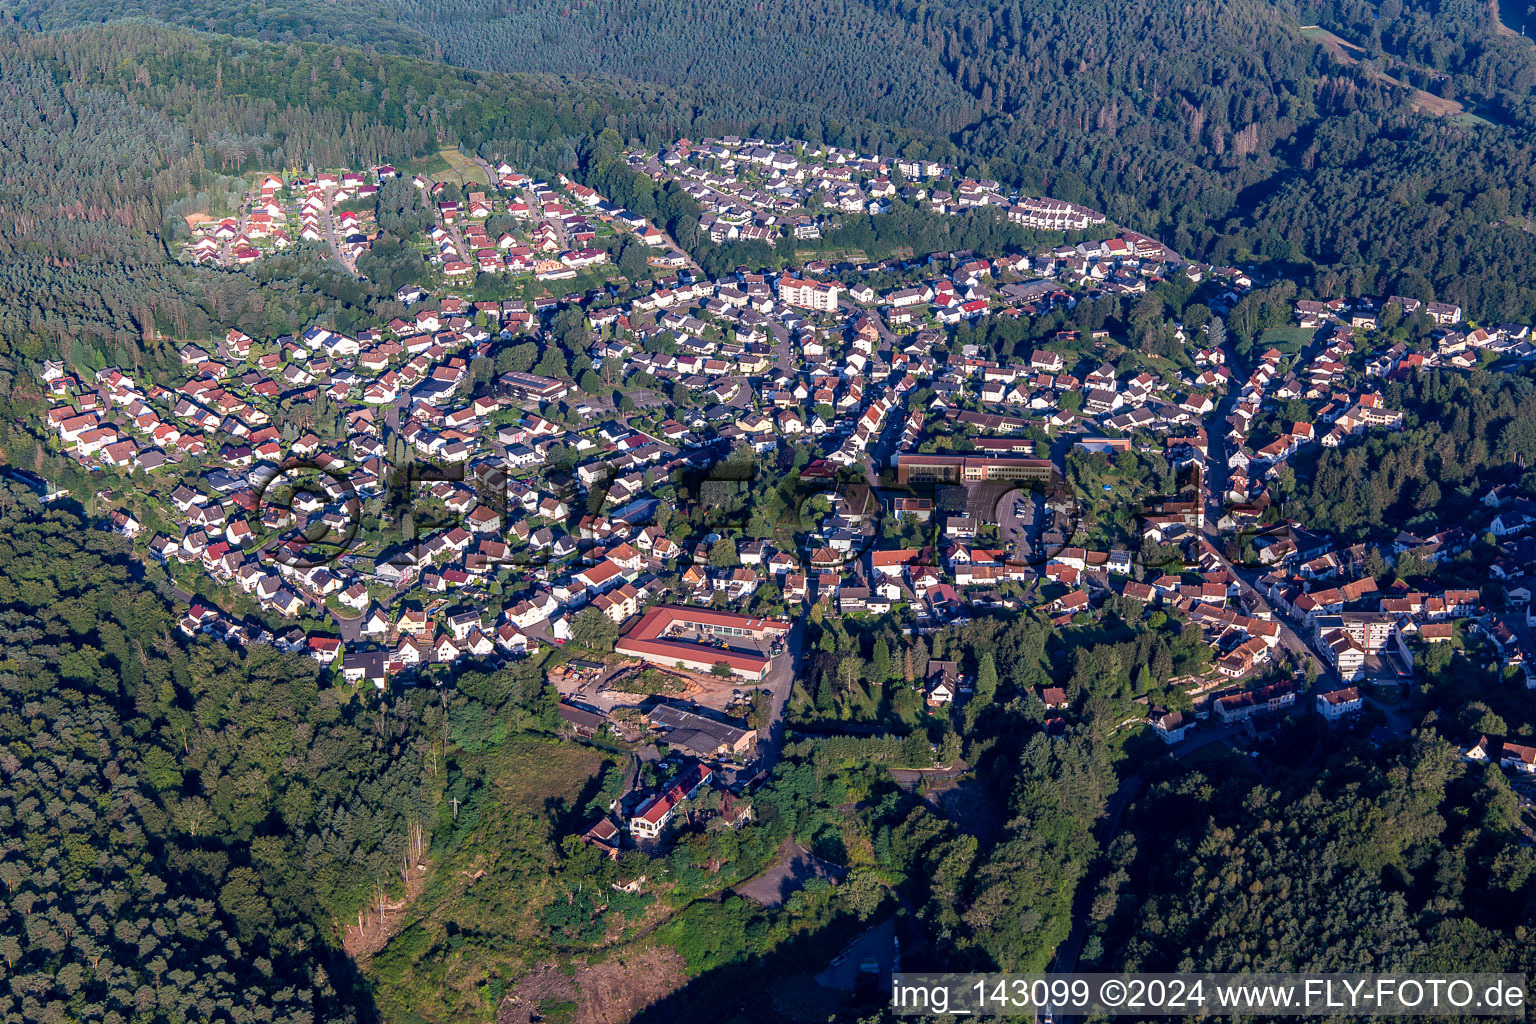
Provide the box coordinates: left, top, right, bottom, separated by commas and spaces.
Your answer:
1195, 342, 1329, 680
753, 618, 806, 774
328, 607, 364, 642
322, 189, 360, 276
1226, 556, 1327, 678
816, 916, 897, 990
620, 389, 668, 411
861, 394, 909, 488
217, 190, 253, 266
772, 321, 795, 374
476, 157, 564, 253
1192, 519, 1326, 679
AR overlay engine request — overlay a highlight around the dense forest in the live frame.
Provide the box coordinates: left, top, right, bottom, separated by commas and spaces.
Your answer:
1275, 368, 1536, 544
1095, 733, 1536, 977
12, 0, 1536, 319
5, 0, 978, 143
1299, 0, 1536, 105
1017, 745, 1536, 1024
0, 478, 429, 1022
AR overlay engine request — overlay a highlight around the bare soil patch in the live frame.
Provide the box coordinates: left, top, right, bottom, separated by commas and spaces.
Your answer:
1491, 0, 1519, 39
1301, 24, 1466, 116
504, 948, 687, 1024
342, 859, 430, 960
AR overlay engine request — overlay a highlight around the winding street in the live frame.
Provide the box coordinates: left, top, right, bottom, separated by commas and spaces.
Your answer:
1197, 347, 1329, 680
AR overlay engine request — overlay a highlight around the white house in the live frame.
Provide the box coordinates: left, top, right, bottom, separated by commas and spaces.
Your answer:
1315, 686, 1363, 721
1150, 709, 1193, 744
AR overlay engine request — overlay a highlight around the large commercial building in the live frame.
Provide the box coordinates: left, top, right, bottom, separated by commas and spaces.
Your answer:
497, 371, 571, 402
616, 605, 791, 681
894, 452, 1055, 486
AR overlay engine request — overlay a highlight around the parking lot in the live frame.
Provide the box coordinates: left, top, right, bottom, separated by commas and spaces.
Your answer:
996, 489, 1044, 563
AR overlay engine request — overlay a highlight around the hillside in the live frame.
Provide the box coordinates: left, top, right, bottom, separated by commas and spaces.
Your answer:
0, 18, 702, 476
1, 7, 1536, 1024
9, 0, 1536, 320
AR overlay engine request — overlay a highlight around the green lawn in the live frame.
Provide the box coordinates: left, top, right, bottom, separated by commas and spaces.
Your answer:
436, 147, 490, 187
1258, 326, 1318, 354
1108, 721, 1165, 764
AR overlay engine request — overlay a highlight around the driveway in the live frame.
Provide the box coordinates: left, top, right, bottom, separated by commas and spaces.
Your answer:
328, 607, 364, 642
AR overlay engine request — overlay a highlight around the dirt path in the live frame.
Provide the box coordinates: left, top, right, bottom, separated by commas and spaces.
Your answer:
1300, 24, 1466, 116
1491, 0, 1520, 39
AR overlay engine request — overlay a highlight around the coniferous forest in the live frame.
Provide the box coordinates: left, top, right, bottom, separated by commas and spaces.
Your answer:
0, 3, 1533, 1023
9, 1, 1536, 320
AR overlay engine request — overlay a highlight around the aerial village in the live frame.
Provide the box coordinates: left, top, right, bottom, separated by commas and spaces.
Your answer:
30, 135, 1536, 848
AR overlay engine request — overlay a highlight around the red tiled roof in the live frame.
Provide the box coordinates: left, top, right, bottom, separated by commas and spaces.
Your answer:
616, 605, 789, 675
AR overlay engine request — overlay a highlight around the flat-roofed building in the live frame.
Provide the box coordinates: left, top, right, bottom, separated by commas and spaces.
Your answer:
894, 452, 1054, 485
777, 275, 841, 311
497, 370, 570, 402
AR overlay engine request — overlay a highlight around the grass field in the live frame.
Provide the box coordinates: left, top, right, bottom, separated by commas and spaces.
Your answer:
491, 734, 612, 808
1108, 721, 1165, 763
395, 148, 490, 187
366, 733, 617, 1022
1177, 739, 1255, 775
809, 248, 868, 263
435, 147, 489, 187
1258, 326, 1319, 354
396, 150, 450, 178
